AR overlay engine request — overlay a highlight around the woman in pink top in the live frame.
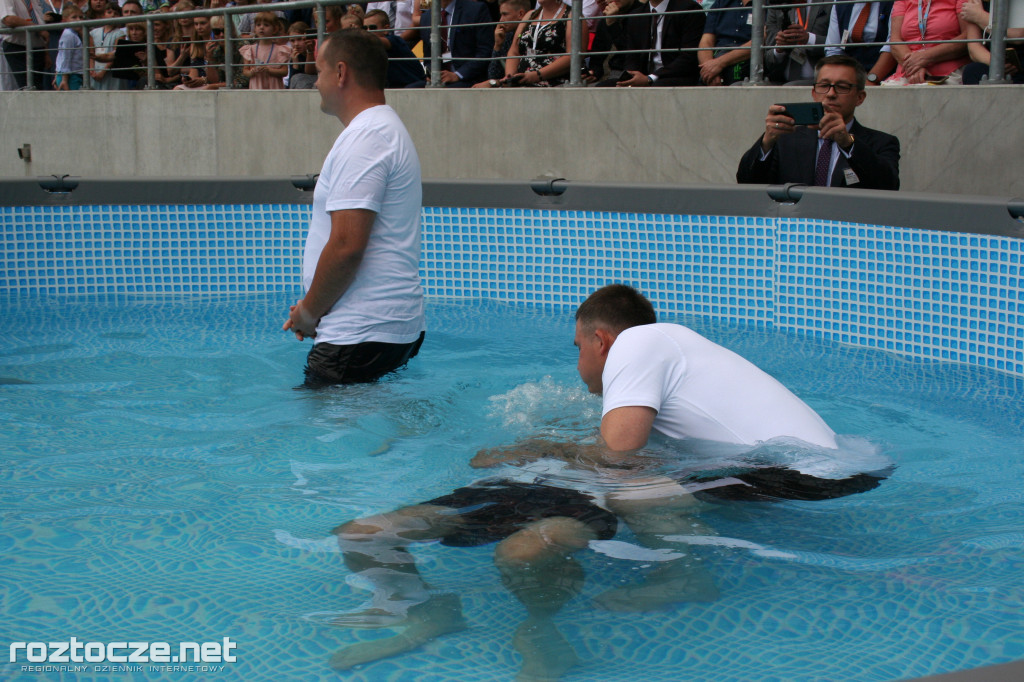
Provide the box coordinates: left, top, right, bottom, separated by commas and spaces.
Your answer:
240, 12, 290, 89
886, 0, 970, 83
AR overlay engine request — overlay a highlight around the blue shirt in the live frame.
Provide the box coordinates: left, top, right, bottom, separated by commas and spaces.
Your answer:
703, 0, 752, 49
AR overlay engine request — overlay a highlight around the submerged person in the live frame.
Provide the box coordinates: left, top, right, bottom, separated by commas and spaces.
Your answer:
328, 284, 888, 679
283, 28, 425, 387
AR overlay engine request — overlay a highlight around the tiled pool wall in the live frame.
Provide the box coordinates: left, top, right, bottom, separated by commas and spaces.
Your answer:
1, 201, 1022, 377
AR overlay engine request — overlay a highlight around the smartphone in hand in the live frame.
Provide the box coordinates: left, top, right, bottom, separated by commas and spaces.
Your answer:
777, 102, 824, 126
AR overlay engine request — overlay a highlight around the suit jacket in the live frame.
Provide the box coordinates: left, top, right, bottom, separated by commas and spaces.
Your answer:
764, 0, 831, 84
618, 0, 705, 84
420, 0, 494, 85
827, 1, 893, 72
736, 120, 900, 191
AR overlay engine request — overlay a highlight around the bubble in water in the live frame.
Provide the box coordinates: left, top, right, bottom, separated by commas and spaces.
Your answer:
486, 376, 600, 432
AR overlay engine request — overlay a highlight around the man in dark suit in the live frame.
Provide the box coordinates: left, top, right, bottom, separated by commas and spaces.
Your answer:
763, 0, 832, 84
602, 0, 705, 86
408, 0, 494, 86
736, 55, 900, 191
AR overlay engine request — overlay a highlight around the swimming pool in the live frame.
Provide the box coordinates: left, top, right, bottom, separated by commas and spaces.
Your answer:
1, 179, 1023, 680
1, 291, 1023, 682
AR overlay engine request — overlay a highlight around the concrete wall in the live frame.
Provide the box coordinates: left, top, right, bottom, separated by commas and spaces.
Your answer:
0, 85, 1019, 196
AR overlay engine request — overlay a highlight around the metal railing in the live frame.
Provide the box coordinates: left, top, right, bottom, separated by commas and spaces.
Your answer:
2, 0, 1019, 89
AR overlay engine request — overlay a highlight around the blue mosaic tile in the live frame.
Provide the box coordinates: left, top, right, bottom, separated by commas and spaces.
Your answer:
1, 204, 1022, 377
775, 218, 1024, 376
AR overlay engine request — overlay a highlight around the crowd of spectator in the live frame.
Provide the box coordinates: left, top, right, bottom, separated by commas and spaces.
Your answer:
1, 0, 1021, 90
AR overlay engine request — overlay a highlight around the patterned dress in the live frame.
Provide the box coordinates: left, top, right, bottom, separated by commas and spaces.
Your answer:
515, 5, 568, 86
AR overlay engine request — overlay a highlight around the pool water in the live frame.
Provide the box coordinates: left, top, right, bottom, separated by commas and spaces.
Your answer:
2, 293, 1023, 682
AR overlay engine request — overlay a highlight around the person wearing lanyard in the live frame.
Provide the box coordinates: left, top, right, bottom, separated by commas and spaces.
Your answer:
481, 0, 574, 87
763, 0, 832, 84
884, 0, 970, 84
1, 0, 49, 89
824, 1, 898, 85
736, 54, 901, 191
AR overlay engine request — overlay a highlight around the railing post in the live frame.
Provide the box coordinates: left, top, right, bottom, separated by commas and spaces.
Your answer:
145, 18, 156, 89
748, 0, 764, 85
985, 0, 1009, 83
24, 27, 36, 90
569, 0, 582, 86
429, 0, 441, 87
224, 11, 235, 88
80, 29, 92, 90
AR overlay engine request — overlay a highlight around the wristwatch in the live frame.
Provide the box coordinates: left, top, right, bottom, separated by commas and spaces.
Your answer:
489, 79, 499, 87
866, 73, 879, 84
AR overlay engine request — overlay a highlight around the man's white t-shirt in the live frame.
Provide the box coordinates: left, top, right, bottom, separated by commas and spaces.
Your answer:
302, 104, 425, 346
601, 323, 838, 449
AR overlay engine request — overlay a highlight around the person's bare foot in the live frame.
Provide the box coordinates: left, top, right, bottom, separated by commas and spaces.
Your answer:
594, 563, 719, 612
512, 619, 579, 682
328, 594, 466, 670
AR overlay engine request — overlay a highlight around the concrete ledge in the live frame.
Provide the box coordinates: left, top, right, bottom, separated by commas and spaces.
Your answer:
0, 86, 1020, 195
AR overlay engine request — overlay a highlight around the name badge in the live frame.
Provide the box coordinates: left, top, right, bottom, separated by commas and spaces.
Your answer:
843, 167, 860, 185
746, 12, 752, 25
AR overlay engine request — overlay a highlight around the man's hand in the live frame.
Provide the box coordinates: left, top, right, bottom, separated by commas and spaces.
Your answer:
699, 57, 723, 84
493, 24, 506, 50
615, 70, 650, 87
760, 104, 796, 151
283, 299, 319, 341
603, 0, 625, 22
774, 23, 809, 46
439, 69, 461, 83
817, 110, 854, 149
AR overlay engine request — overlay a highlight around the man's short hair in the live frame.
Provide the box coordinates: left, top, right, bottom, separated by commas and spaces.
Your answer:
321, 28, 388, 91
814, 54, 867, 91
575, 284, 657, 334
499, 0, 532, 13
364, 8, 390, 27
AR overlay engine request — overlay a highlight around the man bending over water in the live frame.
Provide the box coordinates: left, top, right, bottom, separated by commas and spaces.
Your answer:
328, 284, 887, 679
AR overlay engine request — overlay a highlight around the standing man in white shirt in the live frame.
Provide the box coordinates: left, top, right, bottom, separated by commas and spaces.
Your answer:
284, 28, 426, 387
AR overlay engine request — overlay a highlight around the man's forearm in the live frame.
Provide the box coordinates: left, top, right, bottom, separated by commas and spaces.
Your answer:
302, 243, 364, 318
470, 438, 634, 469
300, 208, 375, 319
